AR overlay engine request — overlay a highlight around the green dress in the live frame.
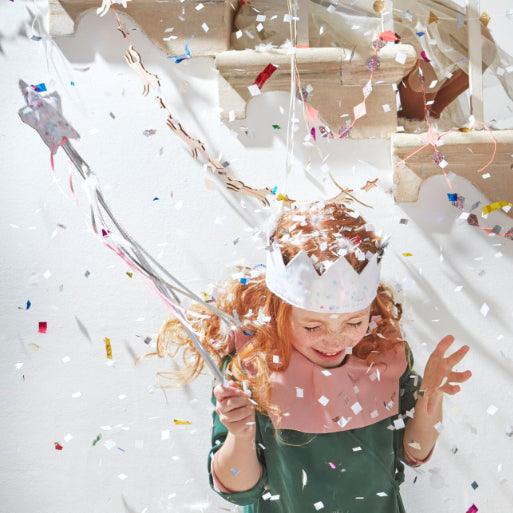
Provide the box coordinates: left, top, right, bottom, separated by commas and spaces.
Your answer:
207, 350, 424, 513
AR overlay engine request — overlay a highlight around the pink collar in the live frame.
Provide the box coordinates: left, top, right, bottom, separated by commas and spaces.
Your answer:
227, 329, 407, 433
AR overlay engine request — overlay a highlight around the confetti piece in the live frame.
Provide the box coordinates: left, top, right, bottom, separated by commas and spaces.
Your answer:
318, 395, 330, 406
402, 252, 413, 257
486, 404, 498, 416
482, 201, 512, 216
272, 124, 281, 130
480, 303, 489, 317
420, 50, 430, 62
173, 418, 192, 425
143, 129, 156, 137
18, 299, 31, 310
428, 11, 439, 24
38, 321, 47, 333
272, 355, 280, 363
126, 271, 133, 278
247, 84, 261, 96
92, 434, 102, 446
351, 402, 362, 415
471, 481, 479, 490
201, 22, 209, 32
466, 505, 478, 513
104, 337, 113, 359
54, 442, 63, 450
382, 103, 391, 112
253, 63, 278, 90
447, 192, 458, 202
296, 387, 304, 398
302, 469, 307, 489
31, 82, 47, 92
313, 501, 324, 511
168, 41, 192, 63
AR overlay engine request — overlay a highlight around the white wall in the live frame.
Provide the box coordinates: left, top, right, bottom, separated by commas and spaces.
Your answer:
1, 1, 513, 512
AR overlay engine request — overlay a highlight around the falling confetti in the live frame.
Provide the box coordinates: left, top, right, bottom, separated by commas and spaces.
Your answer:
104, 337, 113, 359
173, 419, 192, 425
253, 63, 278, 90
38, 321, 47, 333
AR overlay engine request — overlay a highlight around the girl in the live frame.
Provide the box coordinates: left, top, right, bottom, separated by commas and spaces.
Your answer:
231, 0, 513, 123
155, 199, 472, 513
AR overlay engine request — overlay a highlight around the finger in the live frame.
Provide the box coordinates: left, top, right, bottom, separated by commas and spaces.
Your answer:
220, 395, 251, 414
214, 381, 244, 400
439, 383, 461, 395
447, 370, 472, 383
221, 405, 255, 423
433, 335, 455, 357
445, 345, 470, 367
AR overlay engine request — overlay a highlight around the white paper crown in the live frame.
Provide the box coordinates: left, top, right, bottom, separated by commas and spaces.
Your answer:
263, 203, 390, 313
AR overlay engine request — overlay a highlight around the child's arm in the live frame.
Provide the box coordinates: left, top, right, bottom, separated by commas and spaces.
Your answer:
403, 390, 443, 463
212, 430, 264, 492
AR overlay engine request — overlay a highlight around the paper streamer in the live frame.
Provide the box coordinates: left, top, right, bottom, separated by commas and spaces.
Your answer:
17, 79, 249, 385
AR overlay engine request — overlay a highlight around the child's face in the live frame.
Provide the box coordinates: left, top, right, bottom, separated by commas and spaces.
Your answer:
288, 304, 371, 368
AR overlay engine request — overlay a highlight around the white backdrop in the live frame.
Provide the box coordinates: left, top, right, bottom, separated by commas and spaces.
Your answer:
1, 1, 513, 512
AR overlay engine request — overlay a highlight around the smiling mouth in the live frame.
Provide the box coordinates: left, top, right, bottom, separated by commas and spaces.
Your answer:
313, 348, 344, 358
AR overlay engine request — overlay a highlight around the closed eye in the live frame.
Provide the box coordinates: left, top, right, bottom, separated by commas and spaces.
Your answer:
304, 326, 321, 332
349, 321, 363, 328
305, 321, 362, 332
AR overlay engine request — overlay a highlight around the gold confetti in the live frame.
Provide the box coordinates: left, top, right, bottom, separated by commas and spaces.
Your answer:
173, 418, 192, 425
458, 127, 472, 133
126, 271, 133, 278
402, 252, 413, 257
373, 0, 384, 14
276, 193, 293, 205
481, 201, 512, 216
428, 11, 439, 24
104, 337, 113, 359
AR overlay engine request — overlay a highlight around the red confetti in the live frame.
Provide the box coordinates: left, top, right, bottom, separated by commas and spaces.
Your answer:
54, 442, 63, 450
253, 64, 278, 90
310, 127, 316, 141
466, 505, 478, 513
38, 321, 47, 334
420, 50, 431, 62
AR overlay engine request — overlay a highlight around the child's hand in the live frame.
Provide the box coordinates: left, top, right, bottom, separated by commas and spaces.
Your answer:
213, 380, 256, 439
421, 334, 473, 415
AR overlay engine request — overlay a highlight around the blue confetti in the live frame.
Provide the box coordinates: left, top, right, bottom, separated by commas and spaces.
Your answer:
239, 277, 247, 285
271, 185, 278, 195
447, 192, 458, 202
32, 83, 47, 92
168, 41, 192, 63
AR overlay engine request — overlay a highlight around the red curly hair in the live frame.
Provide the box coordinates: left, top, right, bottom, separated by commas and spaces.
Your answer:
143, 200, 409, 418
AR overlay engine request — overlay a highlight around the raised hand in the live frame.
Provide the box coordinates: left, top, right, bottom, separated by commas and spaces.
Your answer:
421, 334, 472, 415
